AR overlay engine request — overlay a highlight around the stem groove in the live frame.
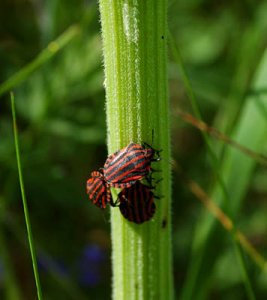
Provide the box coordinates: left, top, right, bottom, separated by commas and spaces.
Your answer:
99, 1, 174, 299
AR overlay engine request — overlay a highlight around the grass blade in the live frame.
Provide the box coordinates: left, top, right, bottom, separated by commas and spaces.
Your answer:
2, 212, 89, 300
234, 243, 256, 300
169, 29, 267, 300
11, 92, 43, 300
180, 46, 267, 298
185, 177, 259, 300
0, 25, 80, 97
176, 109, 267, 167
168, 30, 230, 204
185, 178, 266, 271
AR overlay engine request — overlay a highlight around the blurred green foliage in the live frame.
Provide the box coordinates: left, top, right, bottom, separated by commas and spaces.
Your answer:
0, 0, 267, 299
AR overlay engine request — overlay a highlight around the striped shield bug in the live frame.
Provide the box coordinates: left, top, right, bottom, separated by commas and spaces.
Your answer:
118, 181, 156, 224
103, 142, 160, 189
86, 170, 111, 209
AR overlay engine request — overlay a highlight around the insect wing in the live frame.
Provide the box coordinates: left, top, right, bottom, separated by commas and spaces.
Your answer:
86, 172, 110, 209
119, 182, 156, 224
104, 143, 153, 188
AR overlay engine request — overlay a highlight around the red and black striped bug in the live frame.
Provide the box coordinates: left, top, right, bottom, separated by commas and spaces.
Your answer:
103, 143, 160, 189
118, 181, 156, 224
86, 170, 112, 209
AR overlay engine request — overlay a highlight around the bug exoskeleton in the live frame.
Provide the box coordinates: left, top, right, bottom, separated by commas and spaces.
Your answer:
86, 170, 111, 209
103, 142, 161, 189
118, 181, 156, 224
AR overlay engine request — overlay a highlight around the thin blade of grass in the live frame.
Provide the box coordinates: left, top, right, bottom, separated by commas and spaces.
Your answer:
0, 25, 80, 97
215, 2, 267, 136
186, 178, 259, 300
11, 92, 43, 300
175, 109, 267, 167
180, 47, 267, 299
169, 31, 266, 300
0, 192, 23, 300
169, 30, 242, 299
168, 30, 230, 205
234, 243, 256, 300
185, 178, 266, 271
2, 212, 89, 300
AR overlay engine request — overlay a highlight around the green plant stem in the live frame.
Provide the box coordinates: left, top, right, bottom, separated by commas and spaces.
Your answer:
0, 25, 80, 97
3, 213, 89, 300
185, 178, 267, 270
176, 109, 267, 167
181, 44, 267, 300
99, 1, 174, 299
169, 30, 261, 300
11, 93, 43, 300
234, 243, 256, 300
168, 32, 229, 205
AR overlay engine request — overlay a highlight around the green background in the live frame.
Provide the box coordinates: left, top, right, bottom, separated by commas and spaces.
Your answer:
0, 0, 267, 299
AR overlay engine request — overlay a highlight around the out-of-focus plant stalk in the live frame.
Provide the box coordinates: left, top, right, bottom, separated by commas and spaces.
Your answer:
98, 1, 174, 299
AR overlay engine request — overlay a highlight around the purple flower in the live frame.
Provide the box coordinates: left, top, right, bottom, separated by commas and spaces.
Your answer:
78, 244, 106, 287
82, 244, 105, 263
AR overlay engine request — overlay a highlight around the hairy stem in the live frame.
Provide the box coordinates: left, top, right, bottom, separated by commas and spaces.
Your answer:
98, 1, 174, 299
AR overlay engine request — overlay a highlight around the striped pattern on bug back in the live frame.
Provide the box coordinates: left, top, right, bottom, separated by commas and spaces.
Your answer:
119, 181, 156, 224
86, 171, 110, 209
103, 143, 155, 188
